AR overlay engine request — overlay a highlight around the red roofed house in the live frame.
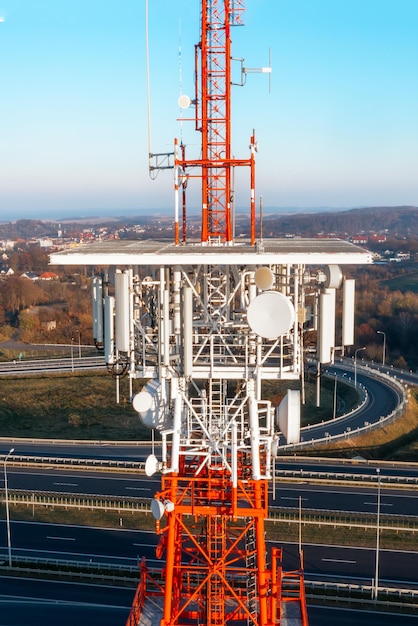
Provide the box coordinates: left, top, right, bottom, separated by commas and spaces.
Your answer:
39, 271, 59, 281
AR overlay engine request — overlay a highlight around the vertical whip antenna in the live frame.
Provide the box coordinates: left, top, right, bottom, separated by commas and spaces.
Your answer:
145, 0, 153, 176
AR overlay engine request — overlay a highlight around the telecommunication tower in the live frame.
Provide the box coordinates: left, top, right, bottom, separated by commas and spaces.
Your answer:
51, 1, 371, 624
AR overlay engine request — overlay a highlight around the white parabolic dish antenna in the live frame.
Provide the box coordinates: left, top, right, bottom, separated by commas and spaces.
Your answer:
132, 380, 169, 430
145, 454, 160, 477
151, 498, 165, 521
247, 291, 295, 339
178, 94, 191, 109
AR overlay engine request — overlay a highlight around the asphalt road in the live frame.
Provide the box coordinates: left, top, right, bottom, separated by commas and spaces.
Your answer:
1, 578, 416, 626
299, 370, 400, 442
4, 466, 418, 517
0, 576, 132, 626
307, 606, 418, 625
2, 521, 417, 586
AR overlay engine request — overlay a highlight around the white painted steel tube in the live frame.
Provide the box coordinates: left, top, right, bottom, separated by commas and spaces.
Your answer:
183, 287, 193, 377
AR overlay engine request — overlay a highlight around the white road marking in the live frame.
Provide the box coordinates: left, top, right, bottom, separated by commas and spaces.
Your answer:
53, 482, 78, 486
280, 496, 308, 501
363, 501, 393, 506
125, 487, 149, 491
46, 536, 76, 541
322, 558, 356, 564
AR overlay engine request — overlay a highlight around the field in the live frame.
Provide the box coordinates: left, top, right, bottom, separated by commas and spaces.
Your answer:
381, 271, 418, 292
0, 372, 150, 440
0, 371, 355, 441
0, 370, 417, 461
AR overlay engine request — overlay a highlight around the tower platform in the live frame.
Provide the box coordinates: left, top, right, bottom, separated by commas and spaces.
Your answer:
50, 237, 371, 267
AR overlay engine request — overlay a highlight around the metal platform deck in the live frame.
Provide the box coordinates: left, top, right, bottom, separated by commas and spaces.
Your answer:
50, 237, 372, 267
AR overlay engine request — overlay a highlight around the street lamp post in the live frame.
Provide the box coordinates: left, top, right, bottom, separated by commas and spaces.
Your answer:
373, 468, 381, 600
76, 329, 81, 358
70, 337, 74, 372
377, 330, 386, 366
333, 373, 338, 419
3, 447, 14, 567
354, 347, 366, 388
298, 495, 302, 555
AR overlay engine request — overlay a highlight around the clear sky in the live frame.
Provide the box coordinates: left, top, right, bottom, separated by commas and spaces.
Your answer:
1, 0, 418, 220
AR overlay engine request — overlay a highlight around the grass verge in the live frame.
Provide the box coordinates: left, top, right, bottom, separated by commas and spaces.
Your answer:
3, 503, 416, 552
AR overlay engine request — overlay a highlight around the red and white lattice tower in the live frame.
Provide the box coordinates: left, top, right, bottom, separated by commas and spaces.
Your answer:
173, 0, 256, 246
125, 2, 308, 625
51, 1, 371, 624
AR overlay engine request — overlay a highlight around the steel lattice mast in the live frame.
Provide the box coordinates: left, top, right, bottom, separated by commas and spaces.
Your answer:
174, 0, 256, 245
124, 2, 308, 624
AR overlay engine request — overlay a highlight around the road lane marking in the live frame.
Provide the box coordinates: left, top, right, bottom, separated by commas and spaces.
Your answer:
280, 497, 308, 501
125, 487, 149, 491
53, 482, 78, 486
46, 536, 76, 541
322, 558, 356, 564
363, 501, 393, 506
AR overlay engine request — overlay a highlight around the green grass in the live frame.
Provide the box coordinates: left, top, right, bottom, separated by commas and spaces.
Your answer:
0, 371, 151, 440
0, 371, 358, 441
0, 369, 416, 461
381, 271, 418, 292
3, 503, 415, 552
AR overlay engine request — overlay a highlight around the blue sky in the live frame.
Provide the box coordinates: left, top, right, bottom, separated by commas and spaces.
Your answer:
1, 1, 418, 220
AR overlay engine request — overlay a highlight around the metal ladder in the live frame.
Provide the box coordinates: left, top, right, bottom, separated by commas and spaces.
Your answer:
245, 521, 258, 622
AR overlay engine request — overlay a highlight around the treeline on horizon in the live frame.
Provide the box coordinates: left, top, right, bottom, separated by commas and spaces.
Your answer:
0, 246, 418, 370
4, 205, 418, 242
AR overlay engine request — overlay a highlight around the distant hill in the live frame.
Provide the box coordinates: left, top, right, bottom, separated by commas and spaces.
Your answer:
3, 206, 418, 240
254, 205, 418, 239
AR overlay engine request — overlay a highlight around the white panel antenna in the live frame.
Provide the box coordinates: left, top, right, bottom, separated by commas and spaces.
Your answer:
115, 271, 131, 353
342, 278, 355, 346
277, 389, 301, 444
104, 295, 115, 364
91, 276, 104, 346
319, 289, 336, 364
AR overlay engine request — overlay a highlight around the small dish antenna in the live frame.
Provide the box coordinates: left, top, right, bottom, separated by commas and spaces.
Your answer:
324, 264, 342, 289
151, 498, 165, 520
254, 266, 274, 291
178, 94, 192, 109
132, 380, 169, 430
145, 454, 160, 477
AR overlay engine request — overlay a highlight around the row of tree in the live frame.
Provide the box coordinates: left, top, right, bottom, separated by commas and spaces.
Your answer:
1, 245, 418, 370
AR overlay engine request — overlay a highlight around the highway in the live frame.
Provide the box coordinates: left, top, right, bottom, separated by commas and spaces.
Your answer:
0, 356, 416, 624
1, 521, 417, 587
0, 576, 416, 626
298, 368, 402, 443
0, 576, 132, 626
3, 466, 418, 517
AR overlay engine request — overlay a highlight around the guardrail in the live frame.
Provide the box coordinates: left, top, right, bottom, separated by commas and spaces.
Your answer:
1, 555, 417, 610
5, 453, 418, 487
4, 454, 145, 472
268, 506, 418, 531
305, 579, 418, 609
282, 361, 408, 451
1, 489, 150, 512
275, 468, 418, 487
3, 489, 418, 532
